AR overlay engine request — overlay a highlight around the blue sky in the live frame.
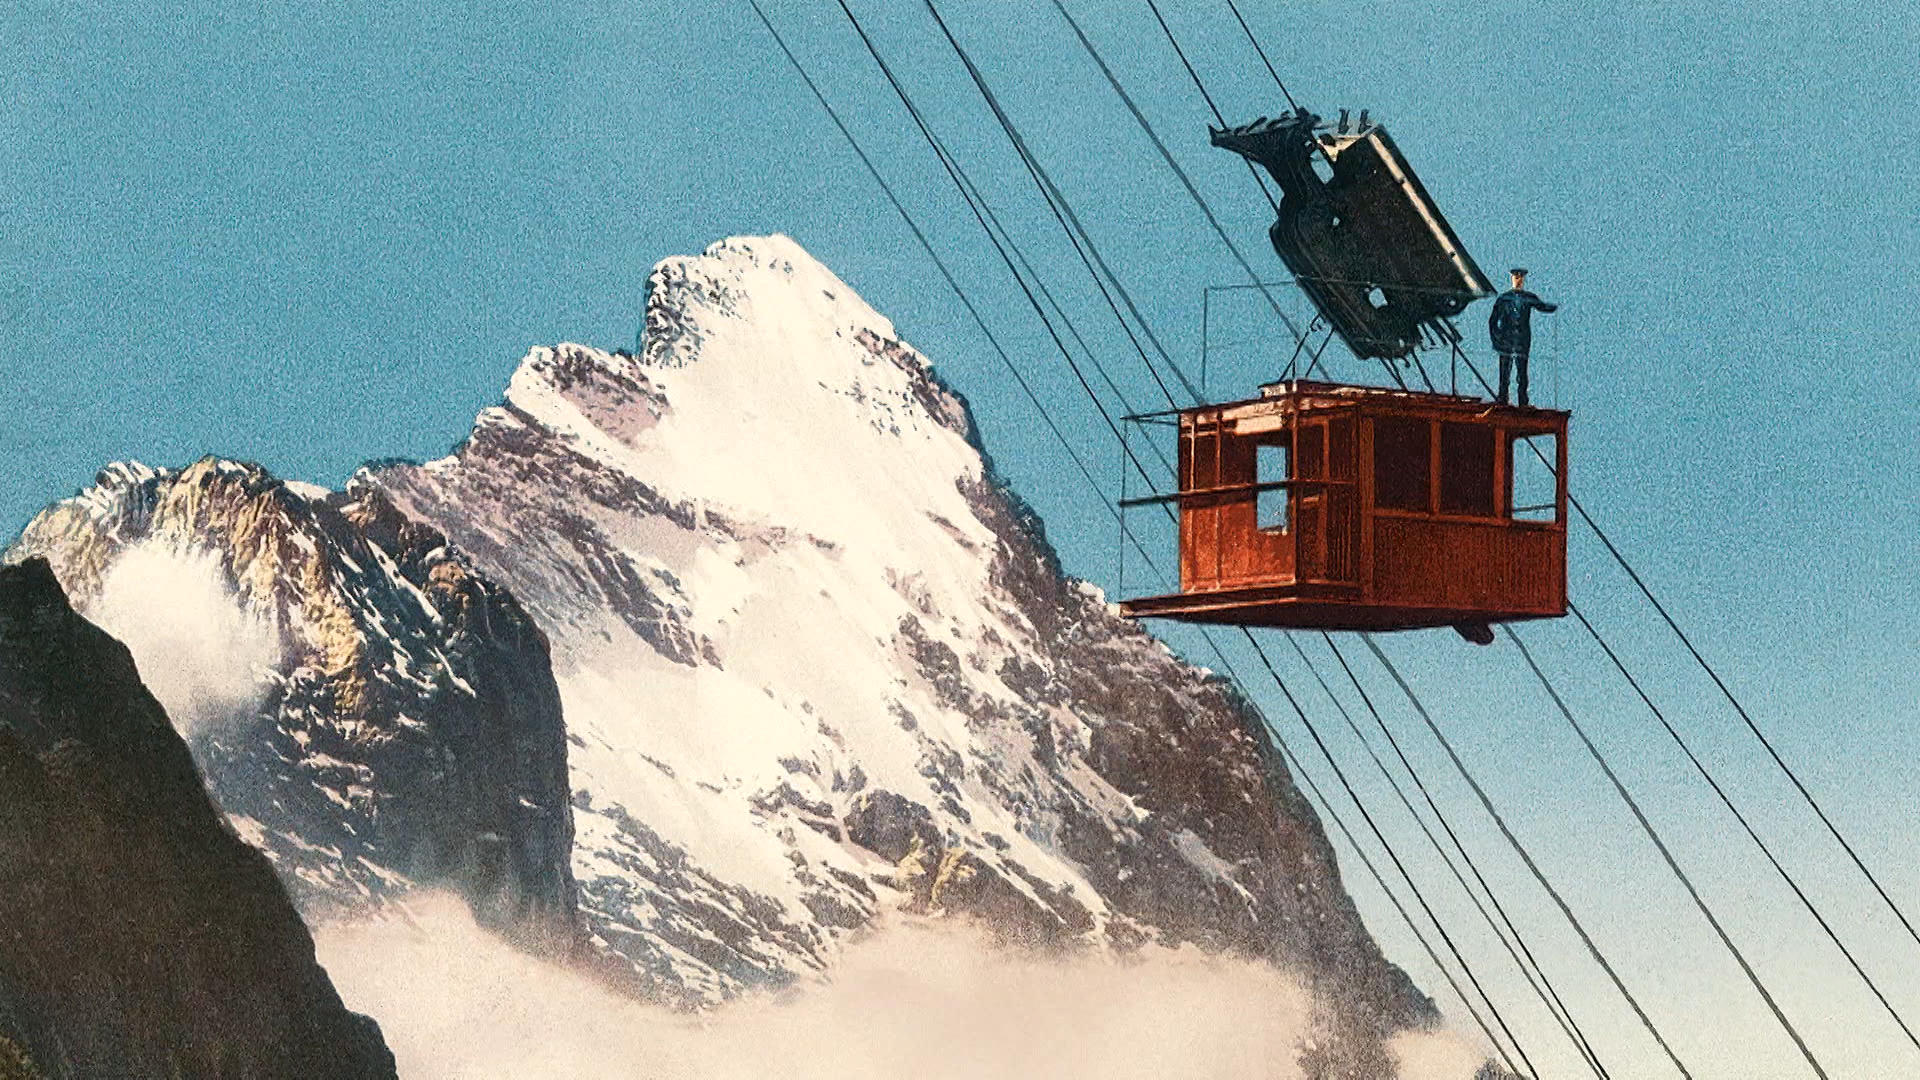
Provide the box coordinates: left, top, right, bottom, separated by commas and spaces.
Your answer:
6, 0, 1918, 1075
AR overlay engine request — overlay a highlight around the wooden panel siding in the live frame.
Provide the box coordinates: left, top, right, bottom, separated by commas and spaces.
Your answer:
1371, 516, 1564, 615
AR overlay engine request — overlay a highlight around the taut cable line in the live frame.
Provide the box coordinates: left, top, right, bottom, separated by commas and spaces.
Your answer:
1245, 629, 1533, 1075
922, 0, 1186, 411
1573, 496, 1920, 954
1142, 0, 1283, 217
747, 0, 1135, 558
1223, 0, 1299, 112
1567, 603, 1920, 1054
1363, 634, 1697, 1077
1449, 331, 1920, 965
831, 0, 1163, 499
1045, 0, 1308, 354
1501, 626, 1831, 1078
1301, 633, 1611, 1077
932, 134, 1161, 456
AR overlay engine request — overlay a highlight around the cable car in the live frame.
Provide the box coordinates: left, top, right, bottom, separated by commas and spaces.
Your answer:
1118, 107, 1567, 642
1118, 383, 1566, 642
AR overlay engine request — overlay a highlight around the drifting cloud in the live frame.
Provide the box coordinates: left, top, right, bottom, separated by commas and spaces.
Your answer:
315, 896, 1485, 1080
87, 540, 281, 738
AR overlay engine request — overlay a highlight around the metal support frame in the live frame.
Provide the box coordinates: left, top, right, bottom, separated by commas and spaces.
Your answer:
1201, 277, 1487, 394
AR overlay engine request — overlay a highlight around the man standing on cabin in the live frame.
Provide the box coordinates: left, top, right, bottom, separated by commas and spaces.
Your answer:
1488, 268, 1557, 406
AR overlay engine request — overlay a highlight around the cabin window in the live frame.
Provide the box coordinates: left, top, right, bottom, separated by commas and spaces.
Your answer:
1373, 417, 1430, 512
1256, 442, 1289, 531
1510, 433, 1559, 521
1439, 423, 1497, 517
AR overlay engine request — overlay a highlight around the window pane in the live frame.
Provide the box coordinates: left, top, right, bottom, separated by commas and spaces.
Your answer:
1440, 423, 1496, 516
1373, 417, 1430, 512
1511, 434, 1559, 521
1257, 443, 1289, 531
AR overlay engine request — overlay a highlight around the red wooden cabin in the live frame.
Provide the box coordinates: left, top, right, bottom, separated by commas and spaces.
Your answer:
1119, 381, 1567, 636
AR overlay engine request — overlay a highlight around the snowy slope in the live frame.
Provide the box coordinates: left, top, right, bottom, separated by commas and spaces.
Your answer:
369, 236, 1430, 1051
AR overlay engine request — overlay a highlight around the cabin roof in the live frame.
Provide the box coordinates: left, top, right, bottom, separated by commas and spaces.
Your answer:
1129, 381, 1568, 432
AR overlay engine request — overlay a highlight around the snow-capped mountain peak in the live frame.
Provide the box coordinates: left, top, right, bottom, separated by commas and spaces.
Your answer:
370, 236, 1427, 1053
500, 235, 989, 572
11, 234, 1433, 1071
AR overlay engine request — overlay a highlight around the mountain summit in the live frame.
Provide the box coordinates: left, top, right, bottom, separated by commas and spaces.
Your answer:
370, 236, 1430, 1044
13, 234, 1435, 1072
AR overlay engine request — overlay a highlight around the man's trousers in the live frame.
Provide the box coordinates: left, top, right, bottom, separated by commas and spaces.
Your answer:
1497, 349, 1529, 406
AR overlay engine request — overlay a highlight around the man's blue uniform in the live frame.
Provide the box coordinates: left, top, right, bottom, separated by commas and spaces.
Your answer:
1488, 287, 1557, 406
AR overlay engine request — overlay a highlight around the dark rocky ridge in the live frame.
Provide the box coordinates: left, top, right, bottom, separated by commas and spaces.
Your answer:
0, 558, 396, 1080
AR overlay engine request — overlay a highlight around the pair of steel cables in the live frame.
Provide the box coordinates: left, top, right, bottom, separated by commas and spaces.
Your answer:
743, 2, 1914, 1075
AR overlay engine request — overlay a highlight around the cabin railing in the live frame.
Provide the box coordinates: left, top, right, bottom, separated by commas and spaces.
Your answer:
1118, 477, 1352, 510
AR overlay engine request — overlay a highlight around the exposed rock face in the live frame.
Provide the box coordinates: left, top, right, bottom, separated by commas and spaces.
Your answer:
365, 235, 1434, 1061
9, 462, 578, 950
0, 558, 396, 1080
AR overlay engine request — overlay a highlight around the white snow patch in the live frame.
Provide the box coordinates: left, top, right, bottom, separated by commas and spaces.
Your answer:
227, 814, 269, 850
1171, 828, 1256, 906
281, 480, 333, 501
